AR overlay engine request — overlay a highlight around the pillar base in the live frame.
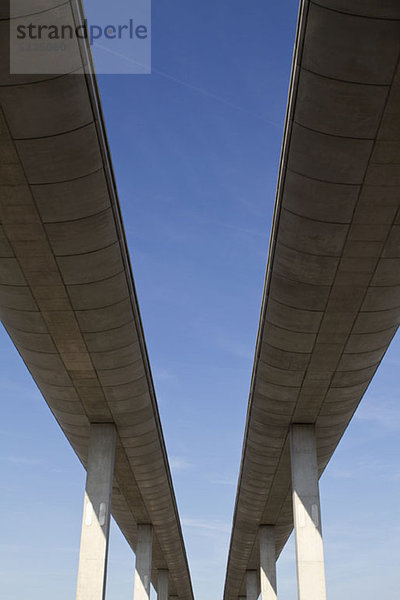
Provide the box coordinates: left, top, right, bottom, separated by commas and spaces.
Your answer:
259, 525, 277, 600
76, 423, 116, 600
133, 524, 153, 600
290, 424, 327, 600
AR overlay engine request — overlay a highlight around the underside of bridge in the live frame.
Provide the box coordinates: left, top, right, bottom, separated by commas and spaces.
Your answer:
0, 2, 193, 600
2, 1, 400, 600
224, 2, 400, 600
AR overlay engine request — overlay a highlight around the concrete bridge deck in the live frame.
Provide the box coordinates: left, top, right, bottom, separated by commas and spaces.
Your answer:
224, 2, 400, 599
0, 2, 193, 599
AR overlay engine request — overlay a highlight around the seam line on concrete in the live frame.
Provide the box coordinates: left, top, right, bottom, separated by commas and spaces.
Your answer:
310, 0, 400, 22
331, 378, 375, 390
0, 66, 84, 88
98, 359, 143, 374
2, 343, 56, 356
0, 336, 138, 359
75, 295, 130, 314
0, 1, 70, 22
90, 344, 140, 357
13, 120, 95, 142
270, 270, 332, 289
293, 119, 375, 142
80, 318, 134, 334
0, 266, 125, 289
258, 361, 306, 375
63, 269, 125, 288
43, 212, 115, 229
263, 321, 318, 338
260, 340, 311, 356
261, 320, 320, 336
301, 66, 391, 88
22, 371, 147, 389
282, 206, 352, 226
0, 282, 29, 289
335, 365, 379, 374
361, 306, 400, 315
371, 161, 400, 166
343, 343, 391, 356
76, 296, 132, 313
262, 294, 324, 314
266, 319, 397, 338
2, 315, 131, 337
369, 283, 400, 289
287, 167, 361, 187
29, 167, 103, 186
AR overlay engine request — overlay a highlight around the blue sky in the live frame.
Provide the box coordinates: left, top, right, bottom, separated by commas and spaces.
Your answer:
1, 1, 399, 599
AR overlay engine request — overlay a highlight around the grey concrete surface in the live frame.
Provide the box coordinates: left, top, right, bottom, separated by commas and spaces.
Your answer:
134, 524, 153, 600
76, 424, 116, 600
259, 526, 277, 600
157, 570, 169, 600
224, 1, 400, 598
0, 3, 193, 600
290, 426, 326, 600
246, 571, 258, 600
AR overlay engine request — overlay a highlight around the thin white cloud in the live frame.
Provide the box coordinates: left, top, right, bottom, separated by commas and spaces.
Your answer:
0, 543, 77, 554
329, 468, 355, 480
215, 334, 254, 362
355, 399, 400, 432
182, 518, 230, 534
169, 456, 192, 471
0, 456, 44, 466
209, 476, 237, 486
329, 457, 399, 482
153, 367, 177, 383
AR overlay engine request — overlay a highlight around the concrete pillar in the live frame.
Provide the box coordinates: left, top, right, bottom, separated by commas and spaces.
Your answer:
134, 524, 153, 600
290, 424, 327, 600
157, 569, 169, 600
246, 570, 258, 600
259, 525, 277, 600
76, 423, 116, 600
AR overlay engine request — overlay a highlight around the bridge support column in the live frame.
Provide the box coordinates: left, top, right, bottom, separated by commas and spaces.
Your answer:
76, 423, 116, 600
246, 569, 258, 600
134, 524, 153, 600
290, 424, 326, 600
157, 569, 169, 600
259, 526, 277, 600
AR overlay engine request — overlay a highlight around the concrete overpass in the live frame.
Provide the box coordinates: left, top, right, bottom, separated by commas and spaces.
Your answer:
0, 3, 193, 600
224, 2, 400, 600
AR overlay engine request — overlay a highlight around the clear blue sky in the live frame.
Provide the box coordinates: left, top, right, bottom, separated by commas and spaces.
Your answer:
1, 1, 399, 599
